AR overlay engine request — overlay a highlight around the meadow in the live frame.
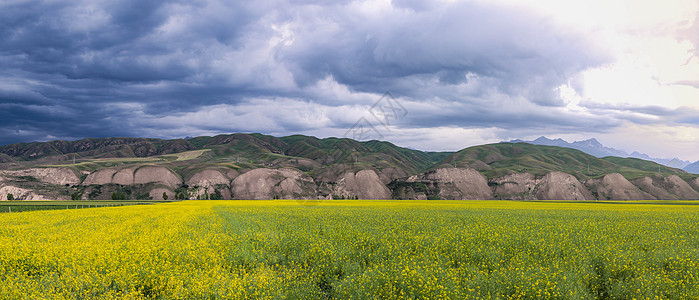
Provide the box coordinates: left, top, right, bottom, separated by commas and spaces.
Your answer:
0, 200, 698, 299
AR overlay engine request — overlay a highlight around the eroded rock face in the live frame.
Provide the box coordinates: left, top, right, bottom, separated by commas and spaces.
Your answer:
633, 175, 699, 200
632, 176, 680, 200
112, 168, 136, 185
82, 168, 118, 185
186, 169, 230, 187
409, 168, 493, 200
536, 172, 594, 200
377, 167, 410, 185
663, 175, 699, 200
134, 166, 182, 188
83, 166, 182, 188
185, 169, 233, 199
231, 168, 316, 200
587, 173, 655, 200
335, 170, 391, 199
491, 173, 537, 200
0, 185, 42, 200
690, 178, 699, 192
2, 168, 80, 186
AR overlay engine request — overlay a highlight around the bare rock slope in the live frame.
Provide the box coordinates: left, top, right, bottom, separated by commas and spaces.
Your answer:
377, 167, 411, 184
586, 173, 655, 200
631, 176, 699, 200
2, 168, 80, 186
112, 168, 136, 185
185, 169, 234, 199
83, 166, 182, 189
663, 175, 699, 199
690, 178, 699, 192
185, 169, 230, 187
231, 168, 316, 200
334, 170, 391, 199
490, 172, 538, 200
536, 172, 595, 200
409, 168, 493, 200
0, 185, 43, 200
134, 166, 182, 188
82, 168, 118, 185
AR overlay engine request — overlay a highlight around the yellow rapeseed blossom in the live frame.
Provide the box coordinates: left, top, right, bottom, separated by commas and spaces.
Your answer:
0, 200, 697, 299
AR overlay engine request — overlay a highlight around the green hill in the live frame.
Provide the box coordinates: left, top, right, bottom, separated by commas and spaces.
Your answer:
0, 135, 693, 184
434, 142, 689, 180
1, 135, 697, 201
0, 133, 448, 176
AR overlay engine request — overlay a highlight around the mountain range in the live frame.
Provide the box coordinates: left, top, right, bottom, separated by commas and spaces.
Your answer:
685, 161, 699, 174
506, 136, 696, 171
0, 133, 697, 201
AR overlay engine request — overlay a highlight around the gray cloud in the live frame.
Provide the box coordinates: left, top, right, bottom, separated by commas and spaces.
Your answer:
281, 2, 610, 101
580, 102, 699, 126
0, 0, 671, 149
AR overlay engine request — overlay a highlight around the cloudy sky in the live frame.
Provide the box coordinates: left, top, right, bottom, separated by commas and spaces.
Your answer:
1, 0, 698, 161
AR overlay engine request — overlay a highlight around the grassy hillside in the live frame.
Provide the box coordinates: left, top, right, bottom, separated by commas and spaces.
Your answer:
0, 137, 197, 161
436, 142, 690, 180
601, 156, 689, 179
3, 134, 447, 179
2, 135, 695, 183
186, 134, 446, 175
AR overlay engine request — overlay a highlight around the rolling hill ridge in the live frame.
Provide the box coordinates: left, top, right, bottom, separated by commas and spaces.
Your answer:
507, 136, 695, 170
0, 134, 696, 201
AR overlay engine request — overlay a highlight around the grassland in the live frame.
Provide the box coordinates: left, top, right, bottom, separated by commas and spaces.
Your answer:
41, 149, 211, 170
1, 200, 698, 299
161, 149, 211, 161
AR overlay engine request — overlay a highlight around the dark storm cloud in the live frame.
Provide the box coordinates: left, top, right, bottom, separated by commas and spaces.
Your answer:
0, 0, 265, 144
0, 0, 657, 146
279, 1, 609, 105
1, 1, 172, 74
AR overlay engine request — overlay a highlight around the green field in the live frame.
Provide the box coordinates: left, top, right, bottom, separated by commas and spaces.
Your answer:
0, 200, 170, 213
0, 200, 698, 299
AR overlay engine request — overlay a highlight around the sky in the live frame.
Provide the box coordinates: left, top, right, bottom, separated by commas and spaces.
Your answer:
1, 0, 698, 161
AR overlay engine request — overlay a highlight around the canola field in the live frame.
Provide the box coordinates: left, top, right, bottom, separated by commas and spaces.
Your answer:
0, 200, 698, 299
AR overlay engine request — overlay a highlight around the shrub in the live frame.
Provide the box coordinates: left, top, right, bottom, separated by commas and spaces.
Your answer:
111, 191, 127, 200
